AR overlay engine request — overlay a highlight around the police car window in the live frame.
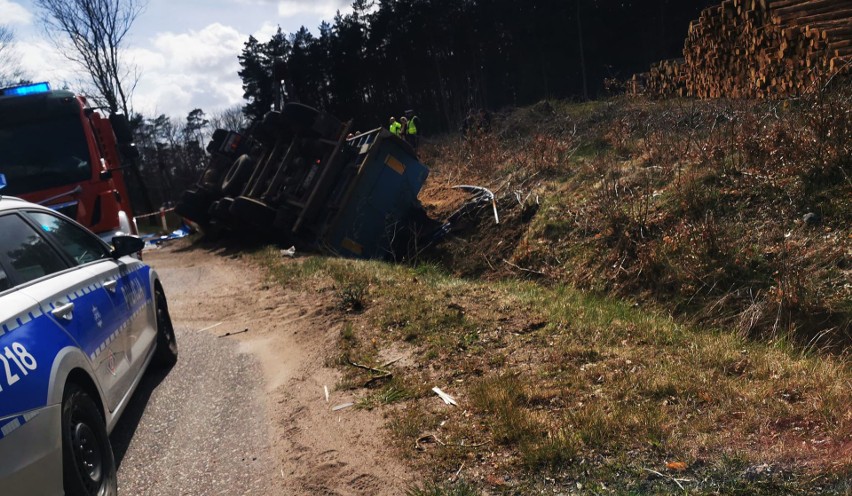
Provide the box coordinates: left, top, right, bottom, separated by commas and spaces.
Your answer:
26, 211, 109, 265
0, 214, 68, 285
0, 265, 10, 292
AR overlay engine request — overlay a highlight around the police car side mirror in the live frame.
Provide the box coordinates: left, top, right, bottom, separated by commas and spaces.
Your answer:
111, 235, 145, 258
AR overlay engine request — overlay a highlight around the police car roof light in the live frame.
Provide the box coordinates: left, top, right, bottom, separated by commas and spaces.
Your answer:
0, 173, 6, 191
1, 82, 51, 97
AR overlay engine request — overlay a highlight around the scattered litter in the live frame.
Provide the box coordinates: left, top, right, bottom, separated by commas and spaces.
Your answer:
491, 197, 500, 224
452, 185, 498, 224
332, 402, 354, 411
280, 246, 296, 257
415, 433, 442, 450
324, 385, 329, 403
197, 322, 224, 333
432, 387, 458, 406
143, 224, 194, 249
218, 328, 249, 338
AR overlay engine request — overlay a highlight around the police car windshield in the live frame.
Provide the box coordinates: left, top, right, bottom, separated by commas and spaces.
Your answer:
0, 114, 91, 195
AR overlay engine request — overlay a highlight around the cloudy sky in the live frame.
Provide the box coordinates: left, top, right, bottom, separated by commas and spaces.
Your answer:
1, 0, 354, 117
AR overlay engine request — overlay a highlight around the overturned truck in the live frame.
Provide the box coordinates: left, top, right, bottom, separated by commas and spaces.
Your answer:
176, 103, 432, 259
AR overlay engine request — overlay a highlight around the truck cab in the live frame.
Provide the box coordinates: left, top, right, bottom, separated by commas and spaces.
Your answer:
0, 82, 137, 240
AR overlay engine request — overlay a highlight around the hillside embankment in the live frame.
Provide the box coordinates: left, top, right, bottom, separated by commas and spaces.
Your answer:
420, 88, 850, 348
249, 86, 850, 494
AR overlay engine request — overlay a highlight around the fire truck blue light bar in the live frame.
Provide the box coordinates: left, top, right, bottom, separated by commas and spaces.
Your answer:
1, 82, 51, 96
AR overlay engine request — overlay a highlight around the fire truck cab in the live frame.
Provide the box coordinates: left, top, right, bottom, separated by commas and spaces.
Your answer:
0, 82, 137, 240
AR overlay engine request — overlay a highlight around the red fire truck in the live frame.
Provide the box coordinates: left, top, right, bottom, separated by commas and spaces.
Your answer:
0, 82, 138, 239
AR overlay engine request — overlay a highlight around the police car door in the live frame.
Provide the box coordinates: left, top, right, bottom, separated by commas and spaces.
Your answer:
16, 211, 131, 412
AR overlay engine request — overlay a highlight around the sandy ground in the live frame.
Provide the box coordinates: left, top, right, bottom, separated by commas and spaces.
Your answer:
136, 240, 414, 495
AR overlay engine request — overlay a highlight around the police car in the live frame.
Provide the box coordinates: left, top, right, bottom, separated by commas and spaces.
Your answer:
0, 175, 178, 496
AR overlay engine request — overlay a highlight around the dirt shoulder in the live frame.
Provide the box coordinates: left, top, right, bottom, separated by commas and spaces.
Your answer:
144, 240, 415, 496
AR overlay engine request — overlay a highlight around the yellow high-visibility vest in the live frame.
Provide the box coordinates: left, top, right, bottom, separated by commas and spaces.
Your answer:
406, 118, 417, 135
389, 121, 402, 136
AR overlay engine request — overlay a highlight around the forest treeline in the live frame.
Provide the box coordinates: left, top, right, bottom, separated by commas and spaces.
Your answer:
128, 0, 721, 209
237, 0, 717, 132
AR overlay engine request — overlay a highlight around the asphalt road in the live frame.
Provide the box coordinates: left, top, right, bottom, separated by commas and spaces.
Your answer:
110, 323, 275, 495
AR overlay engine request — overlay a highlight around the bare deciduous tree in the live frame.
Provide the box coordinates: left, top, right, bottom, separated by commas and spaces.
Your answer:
35, 0, 145, 116
0, 25, 25, 86
209, 105, 249, 134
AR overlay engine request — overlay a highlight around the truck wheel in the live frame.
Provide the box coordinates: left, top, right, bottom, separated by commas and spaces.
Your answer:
210, 197, 236, 223
231, 196, 277, 229
256, 111, 292, 146
175, 189, 212, 225
153, 283, 178, 367
221, 155, 254, 196
62, 383, 117, 496
312, 112, 345, 141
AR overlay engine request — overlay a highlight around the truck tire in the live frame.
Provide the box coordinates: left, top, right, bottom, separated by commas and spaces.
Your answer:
175, 188, 213, 225
282, 103, 320, 134
220, 155, 254, 196
312, 112, 344, 141
209, 197, 235, 224
256, 111, 292, 146
231, 196, 277, 230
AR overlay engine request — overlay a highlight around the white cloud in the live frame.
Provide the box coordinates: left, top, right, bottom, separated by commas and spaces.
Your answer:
277, 0, 349, 19
131, 23, 246, 116
253, 21, 280, 41
15, 39, 74, 84
0, 0, 32, 25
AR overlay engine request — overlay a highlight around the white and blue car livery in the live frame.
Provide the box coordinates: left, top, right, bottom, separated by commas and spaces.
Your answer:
0, 191, 177, 496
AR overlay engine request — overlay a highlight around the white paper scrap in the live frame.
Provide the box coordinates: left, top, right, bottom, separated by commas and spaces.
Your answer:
332, 402, 354, 411
432, 387, 458, 406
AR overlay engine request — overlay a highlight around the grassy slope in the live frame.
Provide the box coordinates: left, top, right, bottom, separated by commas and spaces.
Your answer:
253, 88, 851, 494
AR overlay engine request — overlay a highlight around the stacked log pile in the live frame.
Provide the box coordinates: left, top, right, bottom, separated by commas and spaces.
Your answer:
632, 0, 852, 98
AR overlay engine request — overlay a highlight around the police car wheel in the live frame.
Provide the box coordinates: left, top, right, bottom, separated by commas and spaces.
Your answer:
153, 285, 178, 367
61, 384, 117, 496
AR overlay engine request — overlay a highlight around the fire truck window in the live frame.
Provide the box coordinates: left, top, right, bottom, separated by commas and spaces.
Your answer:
0, 114, 91, 196
26, 212, 109, 266
0, 214, 68, 286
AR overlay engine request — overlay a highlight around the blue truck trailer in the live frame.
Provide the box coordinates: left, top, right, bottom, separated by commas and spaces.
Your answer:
176, 103, 432, 259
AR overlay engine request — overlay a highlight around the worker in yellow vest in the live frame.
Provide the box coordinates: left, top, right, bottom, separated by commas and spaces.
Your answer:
404, 110, 419, 150
389, 117, 402, 136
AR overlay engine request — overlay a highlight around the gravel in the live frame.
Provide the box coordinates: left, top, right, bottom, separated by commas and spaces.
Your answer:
111, 325, 275, 495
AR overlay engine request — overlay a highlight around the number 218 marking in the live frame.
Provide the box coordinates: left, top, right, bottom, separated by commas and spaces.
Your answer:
0, 343, 38, 392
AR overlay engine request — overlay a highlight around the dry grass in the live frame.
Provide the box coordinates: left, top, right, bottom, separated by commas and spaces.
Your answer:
254, 249, 852, 494
248, 82, 851, 493
426, 86, 851, 348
